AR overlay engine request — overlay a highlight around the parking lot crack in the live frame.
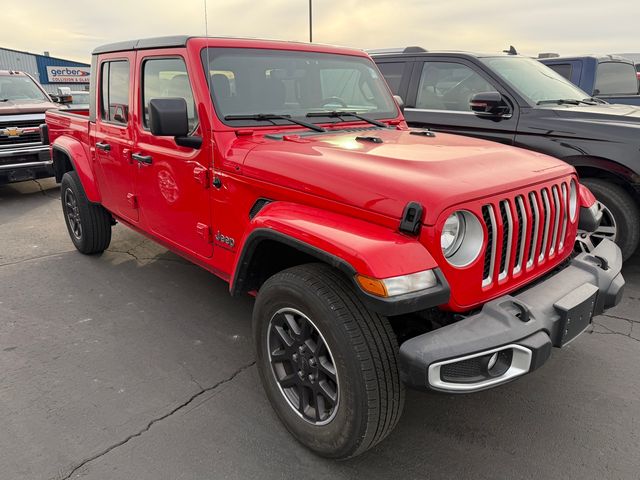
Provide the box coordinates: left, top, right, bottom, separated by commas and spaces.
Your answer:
0, 251, 75, 268
55, 360, 256, 480
601, 313, 640, 324
591, 318, 640, 344
32, 179, 59, 199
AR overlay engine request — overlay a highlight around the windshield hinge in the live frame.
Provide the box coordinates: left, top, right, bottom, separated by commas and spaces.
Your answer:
193, 166, 211, 189
399, 201, 424, 236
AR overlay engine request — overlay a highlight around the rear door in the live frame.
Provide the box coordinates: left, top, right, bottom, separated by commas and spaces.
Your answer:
403, 58, 519, 145
132, 51, 213, 258
93, 53, 138, 221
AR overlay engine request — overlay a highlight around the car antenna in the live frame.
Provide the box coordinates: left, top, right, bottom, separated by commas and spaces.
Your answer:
203, 0, 211, 89
503, 45, 518, 55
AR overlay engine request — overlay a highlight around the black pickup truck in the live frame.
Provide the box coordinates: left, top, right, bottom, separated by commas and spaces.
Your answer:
371, 47, 640, 260
539, 55, 640, 106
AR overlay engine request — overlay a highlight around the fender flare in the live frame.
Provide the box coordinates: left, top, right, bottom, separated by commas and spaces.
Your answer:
52, 137, 102, 203
563, 155, 640, 186
230, 202, 449, 316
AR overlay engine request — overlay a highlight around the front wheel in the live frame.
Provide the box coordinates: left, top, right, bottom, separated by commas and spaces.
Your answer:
578, 179, 639, 261
61, 171, 112, 254
253, 263, 404, 459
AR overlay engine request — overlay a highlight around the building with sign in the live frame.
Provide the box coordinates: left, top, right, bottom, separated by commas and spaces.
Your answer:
0, 46, 90, 94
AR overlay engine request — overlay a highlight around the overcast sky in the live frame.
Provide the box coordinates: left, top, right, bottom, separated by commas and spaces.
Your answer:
2, 0, 638, 62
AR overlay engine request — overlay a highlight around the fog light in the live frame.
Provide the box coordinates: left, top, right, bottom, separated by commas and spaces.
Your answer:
484, 349, 513, 377
487, 352, 498, 370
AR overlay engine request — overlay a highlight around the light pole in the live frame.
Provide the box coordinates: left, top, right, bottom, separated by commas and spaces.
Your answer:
309, 0, 313, 42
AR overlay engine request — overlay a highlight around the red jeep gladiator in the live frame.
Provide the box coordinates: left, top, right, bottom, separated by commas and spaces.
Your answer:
45, 36, 624, 459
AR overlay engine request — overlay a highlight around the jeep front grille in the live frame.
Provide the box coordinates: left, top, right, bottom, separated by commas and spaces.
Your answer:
481, 181, 571, 287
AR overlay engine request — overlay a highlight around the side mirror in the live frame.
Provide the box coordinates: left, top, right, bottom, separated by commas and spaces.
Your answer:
393, 95, 405, 114
149, 98, 202, 149
470, 92, 511, 119
51, 94, 73, 105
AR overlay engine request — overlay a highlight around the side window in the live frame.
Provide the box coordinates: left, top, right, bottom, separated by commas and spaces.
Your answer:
377, 62, 405, 94
546, 63, 572, 81
100, 60, 130, 124
595, 62, 639, 95
142, 57, 198, 130
416, 62, 494, 112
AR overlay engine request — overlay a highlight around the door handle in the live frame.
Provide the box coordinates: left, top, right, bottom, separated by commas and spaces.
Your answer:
96, 142, 111, 152
132, 153, 153, 165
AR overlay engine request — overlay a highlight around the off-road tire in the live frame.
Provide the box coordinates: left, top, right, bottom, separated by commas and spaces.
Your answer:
253, 263, 404, 459
61, 171, 112, 254
582, 178, 639, 260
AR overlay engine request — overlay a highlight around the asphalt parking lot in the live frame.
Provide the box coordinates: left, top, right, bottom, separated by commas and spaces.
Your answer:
1, 178, 639, 480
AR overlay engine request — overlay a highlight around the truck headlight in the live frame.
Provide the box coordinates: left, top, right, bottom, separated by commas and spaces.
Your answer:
356, 269, 438, 297
441, 210, 484, 267
569, 180, 578, 221
441, 212, 465, 257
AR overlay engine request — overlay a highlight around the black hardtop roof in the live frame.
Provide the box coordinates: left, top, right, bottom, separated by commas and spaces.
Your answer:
91, 35, 363, 56
92, 35, 192, 55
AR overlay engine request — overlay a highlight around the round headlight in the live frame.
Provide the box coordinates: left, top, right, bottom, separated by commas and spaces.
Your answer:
441, 210, 484, 267
441, 212, 465, 258
569, 180, 578, 221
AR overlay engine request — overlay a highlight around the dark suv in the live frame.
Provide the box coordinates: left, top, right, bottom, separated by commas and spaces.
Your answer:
371, 47, 640, 260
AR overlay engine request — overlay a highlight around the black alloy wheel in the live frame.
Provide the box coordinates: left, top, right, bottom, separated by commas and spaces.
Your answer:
267, 307, 339, 425
64, 187, 83, 240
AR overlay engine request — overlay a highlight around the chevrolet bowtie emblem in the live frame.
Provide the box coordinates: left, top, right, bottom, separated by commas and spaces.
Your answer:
2, 127, 22, 137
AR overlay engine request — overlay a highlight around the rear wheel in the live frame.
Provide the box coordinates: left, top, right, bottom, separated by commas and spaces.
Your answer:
578, 178, 639, 260
253, 263, 404, 459
61, 171, 112, 254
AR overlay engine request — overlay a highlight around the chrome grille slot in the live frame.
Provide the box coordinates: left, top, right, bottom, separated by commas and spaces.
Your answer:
550, 186, 561, 254
481, 205, 497, 287
528, 192, 539, 268
539, 189, 551, 261
559, 183, 568, 249
498, 200, 513, 281
513, 196, 527, 274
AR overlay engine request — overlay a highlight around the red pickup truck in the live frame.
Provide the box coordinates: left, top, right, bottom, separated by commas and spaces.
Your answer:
45, 36, 624, 458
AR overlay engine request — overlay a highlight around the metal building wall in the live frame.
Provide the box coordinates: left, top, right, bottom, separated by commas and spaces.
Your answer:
0, 48, 40, 79
0, 47, 90, 94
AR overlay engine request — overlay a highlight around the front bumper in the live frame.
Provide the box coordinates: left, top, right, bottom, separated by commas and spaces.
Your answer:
0, 145, 52, 184
399, 239, 624, 392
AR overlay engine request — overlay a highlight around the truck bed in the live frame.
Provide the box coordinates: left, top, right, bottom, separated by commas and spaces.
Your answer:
45, 109, 92, 181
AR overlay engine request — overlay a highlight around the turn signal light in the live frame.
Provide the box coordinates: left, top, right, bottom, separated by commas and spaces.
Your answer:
356, 270, 438, 298
355, 275, 388, 297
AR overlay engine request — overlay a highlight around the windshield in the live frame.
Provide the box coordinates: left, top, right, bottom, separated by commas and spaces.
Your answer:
481, 56, 590, 105
595, 62, 639, 96
0, 75, 48, 102
201, 48, 397, 126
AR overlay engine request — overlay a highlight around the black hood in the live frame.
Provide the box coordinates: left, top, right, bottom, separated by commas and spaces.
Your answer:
550, 102, 640, 123
530, 103, 640, 143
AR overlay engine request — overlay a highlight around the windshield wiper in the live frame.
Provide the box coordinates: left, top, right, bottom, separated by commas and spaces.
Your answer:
224, 113, 325, 132
306, 111, 388, 128
585, 97, 608, 105
0, 98, 8, 102
536, 98, 597, 106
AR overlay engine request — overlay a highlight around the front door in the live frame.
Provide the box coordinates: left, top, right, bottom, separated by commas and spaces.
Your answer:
404, 59, 519, 145
132, 53, 213, 258
93, 53, 138, 221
